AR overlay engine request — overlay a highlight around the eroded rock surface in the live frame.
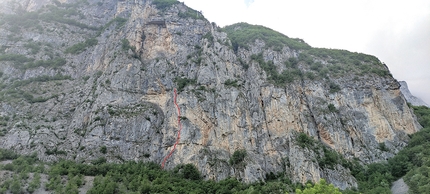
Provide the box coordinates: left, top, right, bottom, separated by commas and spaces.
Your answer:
399, 81, 429, 107
0, 0, 421, 189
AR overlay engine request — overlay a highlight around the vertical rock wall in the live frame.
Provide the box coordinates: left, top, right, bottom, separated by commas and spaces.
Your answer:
0, 0, 421, 189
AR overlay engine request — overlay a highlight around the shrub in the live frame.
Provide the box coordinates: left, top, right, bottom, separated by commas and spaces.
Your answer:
305, 71, 316, 80
23, 93, 52, 103
229, 149, 247, 165
174, 77, 196, 92
378, 143, 389, 152
23, 58, 67, 69
24, 42, 41, 54
65, 38, 98, 54
202, 32, 214, 44
91, 157, 107, 165
3, 163, 14, 171
319, 147, 340, 169
10, 178, 23, 194
100, 146, 107, 154
27, 173, 41, 193
0, 149, 19, 161
285, 57, 299, 68
45, 175, 62, 191
319, 67, 329, 78
0, 54, 34, 64
45, 148, 67, 155
297, 132, 315, 149
224, 79, 240, 88
310, 62, 323, 71
329, 82, 341, 93
121, 39, 135, 51
328, 104, 337, 113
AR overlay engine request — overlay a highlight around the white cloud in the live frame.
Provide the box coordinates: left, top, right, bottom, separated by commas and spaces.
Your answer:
244, 0, 255, 7
182, 0, 430, 104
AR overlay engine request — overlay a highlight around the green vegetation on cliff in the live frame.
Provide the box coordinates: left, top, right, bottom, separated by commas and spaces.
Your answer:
223, 22, 311, 52
152, 0, 179, 11
295, 179, 342, 194
65, 38, 98, 54
0, 1, 426, 193
4, 105, 429, 193
0, 74, 71, 104
349, 105, 430, 193
402, 106, 430, 193
1, 88, 426, 193
251, 53, 302, 85
223, 23, 391, 79
0, 1, 97, 31
0, 151, 300, 193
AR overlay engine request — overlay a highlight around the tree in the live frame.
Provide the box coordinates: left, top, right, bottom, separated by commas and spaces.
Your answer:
27, 173, 41, 193
10, 178, 22, 194
293, 179, 342, 194
183, 164, 201, 180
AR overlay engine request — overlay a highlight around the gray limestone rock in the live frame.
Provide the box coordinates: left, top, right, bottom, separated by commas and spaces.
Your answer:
399, 81, 429, 107
0, 0, 422, 190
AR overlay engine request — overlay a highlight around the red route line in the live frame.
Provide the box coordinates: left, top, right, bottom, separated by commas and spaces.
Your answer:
161, 88, 182, 169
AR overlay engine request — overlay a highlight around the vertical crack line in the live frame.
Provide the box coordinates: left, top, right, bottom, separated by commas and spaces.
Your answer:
161, 88, 182, 169
300, 78, 321, 141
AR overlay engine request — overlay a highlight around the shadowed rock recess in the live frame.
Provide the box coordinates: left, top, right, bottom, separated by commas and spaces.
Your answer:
0, 0, 421, 189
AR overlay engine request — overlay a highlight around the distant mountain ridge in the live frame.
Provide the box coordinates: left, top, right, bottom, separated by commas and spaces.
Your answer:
399, 81, 429, 107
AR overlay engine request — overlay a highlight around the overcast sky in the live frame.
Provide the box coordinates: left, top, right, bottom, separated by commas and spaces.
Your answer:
181, 0, 430, 104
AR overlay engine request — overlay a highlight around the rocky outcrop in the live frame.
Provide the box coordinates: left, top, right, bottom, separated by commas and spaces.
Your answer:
391, 178, 409, 194
399, 81, 429, 107
0, 0, 421, 189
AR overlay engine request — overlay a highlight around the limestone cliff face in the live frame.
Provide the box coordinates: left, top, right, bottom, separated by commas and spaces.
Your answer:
0, 0, 421, 189
399, 81, 429, 107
